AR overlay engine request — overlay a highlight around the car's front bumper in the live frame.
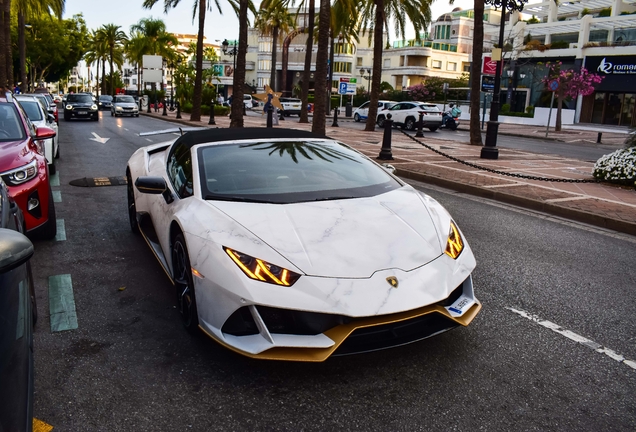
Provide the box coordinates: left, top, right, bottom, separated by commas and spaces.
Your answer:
1, 158, 51, 231
65, 108, 97, 118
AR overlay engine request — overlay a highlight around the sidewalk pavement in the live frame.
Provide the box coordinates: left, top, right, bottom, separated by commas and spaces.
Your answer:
141, 108, 636, 236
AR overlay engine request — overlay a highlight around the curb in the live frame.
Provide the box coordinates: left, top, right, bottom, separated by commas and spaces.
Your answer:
396, 168, 636, 236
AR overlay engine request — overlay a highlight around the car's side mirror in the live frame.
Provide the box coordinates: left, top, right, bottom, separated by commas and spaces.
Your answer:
135, 176, 174, 204
35, 126, 56, 140
0, 229, 34, 274
47, 114, 56, 123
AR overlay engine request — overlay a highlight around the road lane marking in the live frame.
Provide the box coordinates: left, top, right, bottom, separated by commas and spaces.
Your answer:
49, 274, 78, 332
507, 307, 636, 371
49, 172, 60, 187
145, 138, 153, 142
52, 190, 62, 203
89, 132, 110, 143
55, 219, 66, 241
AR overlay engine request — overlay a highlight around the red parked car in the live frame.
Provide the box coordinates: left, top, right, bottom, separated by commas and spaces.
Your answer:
0, 91, 57, 239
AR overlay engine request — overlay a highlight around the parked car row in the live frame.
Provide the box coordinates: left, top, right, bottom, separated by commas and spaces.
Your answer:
353, 100, 457, 132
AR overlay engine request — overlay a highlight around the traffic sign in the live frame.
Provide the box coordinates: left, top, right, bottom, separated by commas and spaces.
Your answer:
338, 82, 348, 95
548, 80, 559, 91
338, 80, 356, 95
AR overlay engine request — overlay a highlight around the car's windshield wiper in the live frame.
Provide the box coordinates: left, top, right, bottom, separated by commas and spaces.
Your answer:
204, 194, 275, 203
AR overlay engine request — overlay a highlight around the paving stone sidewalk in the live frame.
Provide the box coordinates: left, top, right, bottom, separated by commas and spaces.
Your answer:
141, 108, 636, 236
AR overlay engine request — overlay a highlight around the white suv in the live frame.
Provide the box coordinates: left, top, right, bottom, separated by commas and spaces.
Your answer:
353, 100, 395, 122
377, 102, 443, 131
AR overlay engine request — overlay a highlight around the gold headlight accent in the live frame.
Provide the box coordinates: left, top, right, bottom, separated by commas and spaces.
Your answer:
225, 247, 301, 286
444, 221, 464, 259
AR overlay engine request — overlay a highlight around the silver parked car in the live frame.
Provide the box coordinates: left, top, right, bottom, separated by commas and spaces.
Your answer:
111, 95, 139, 117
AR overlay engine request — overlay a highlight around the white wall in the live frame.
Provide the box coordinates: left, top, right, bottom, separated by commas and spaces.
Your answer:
458, 106, 575, 126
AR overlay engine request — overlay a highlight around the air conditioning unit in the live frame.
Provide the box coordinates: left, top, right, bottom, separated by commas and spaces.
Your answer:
569, 43, 579, 49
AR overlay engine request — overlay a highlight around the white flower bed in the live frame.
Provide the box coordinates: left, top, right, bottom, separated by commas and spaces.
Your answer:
593, 147, 636, 185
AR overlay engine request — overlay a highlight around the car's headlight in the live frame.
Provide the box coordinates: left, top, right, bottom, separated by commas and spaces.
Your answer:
65, 104, 72, 110
91, 104, 98, 110
0, 160, 38, 186
225, 247, 301, 286
116, 106, 123, 111
444, 221, 464, 259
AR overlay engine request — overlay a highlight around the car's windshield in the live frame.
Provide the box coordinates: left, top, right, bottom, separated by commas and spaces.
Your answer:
17, 100, 43, 121
67, 94, 93, 103
115, 96, 135, 103
198, 140, 401, 204
419, 104, 440, 112
99, 96, 113, 102
0, 103, 26, 141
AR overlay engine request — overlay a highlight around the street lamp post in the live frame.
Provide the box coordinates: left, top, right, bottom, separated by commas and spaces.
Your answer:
359, 68, 372, 100
481, 0, 527, 160
222, 39, 238, 98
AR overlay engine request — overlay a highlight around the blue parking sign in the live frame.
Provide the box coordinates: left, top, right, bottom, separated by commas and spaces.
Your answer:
339, 82, 348, 95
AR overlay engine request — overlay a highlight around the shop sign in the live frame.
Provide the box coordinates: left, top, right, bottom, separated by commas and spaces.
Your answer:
585, 56, 636, 92
482, 57, 503, 75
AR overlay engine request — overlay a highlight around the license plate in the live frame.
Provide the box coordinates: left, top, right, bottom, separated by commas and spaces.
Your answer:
78, 111, 87, 115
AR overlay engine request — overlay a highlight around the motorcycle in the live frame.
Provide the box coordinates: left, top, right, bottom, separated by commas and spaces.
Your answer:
441, 111, 460, 131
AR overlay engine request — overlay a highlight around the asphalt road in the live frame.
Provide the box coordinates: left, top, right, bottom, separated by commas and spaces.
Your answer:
30, 112, 636, 431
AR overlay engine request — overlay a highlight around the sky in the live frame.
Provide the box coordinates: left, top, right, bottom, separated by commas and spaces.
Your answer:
63, 0, 477, 43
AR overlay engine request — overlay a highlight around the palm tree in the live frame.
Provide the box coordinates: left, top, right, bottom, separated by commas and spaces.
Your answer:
230, 0, 251, 128
311, 0, 330, 135
359, 0, 432, 131
97, 24, 127, 96
16, 0, 64, 91
84, 30, 108, 97
297, 0, 315, 123
130, 17, 178, 61
2, 0, 12, 87
469, 0, 484, 145
255, 0, 294, 92
0, 0, 6, 88
124, 31, 147, 98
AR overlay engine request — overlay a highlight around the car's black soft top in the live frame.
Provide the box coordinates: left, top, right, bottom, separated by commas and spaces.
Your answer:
173, 127, 330, 151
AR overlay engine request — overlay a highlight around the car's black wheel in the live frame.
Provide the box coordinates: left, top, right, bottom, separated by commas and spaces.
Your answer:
92, 115, 98, 121
126, 171, 140, 235
135, 114, 139, 117
48, 162, 56, 175
354, 113, 360, 122
172, 233, 199, 333
63, 113, 70, 121
404, 117, 416, 131
428, 126, 439, 132
55, 144, 60, 159
38, 189, 57, 240
111, 110, 114, 117
377, 116, 386, 127
449, 122, 458, 131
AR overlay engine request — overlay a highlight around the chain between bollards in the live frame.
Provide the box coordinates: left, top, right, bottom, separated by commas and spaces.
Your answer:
415, 112, 424, 137
377, 114, 394, 160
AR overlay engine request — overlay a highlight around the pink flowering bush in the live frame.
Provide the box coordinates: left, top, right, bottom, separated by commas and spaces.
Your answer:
542, 62, 604, 131
407, 84, 435, 101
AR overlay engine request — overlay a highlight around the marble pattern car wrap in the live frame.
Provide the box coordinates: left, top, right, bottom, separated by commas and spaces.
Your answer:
208, 187, 443, 278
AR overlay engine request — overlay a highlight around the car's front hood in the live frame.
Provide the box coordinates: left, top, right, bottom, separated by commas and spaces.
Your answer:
0, 140, 32, 172
115, 103, 137, 108
210, 187, 443, 278
68, 103, 93, 108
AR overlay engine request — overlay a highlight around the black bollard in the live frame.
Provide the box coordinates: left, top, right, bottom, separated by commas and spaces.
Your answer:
176, 101, 182, 119
147, 96, 151, 114
279, 108, 285, 121
332, 107, 339, 127
377, 114, 394, 160
208, 101, 216, 125
597, 132, 602, 143
415, 112, 424, 137
266, 105, 273, 128
162, 99, 167, 116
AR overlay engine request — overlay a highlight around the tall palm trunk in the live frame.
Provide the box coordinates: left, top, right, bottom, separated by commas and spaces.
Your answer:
3, 0, 12, 87
0, 0, 6, 88
191, 0, 206, 121
18, 12, 27, 91
102, 60, 106, 94
311, 0, 330, 135
230, 0, 249, 127
299, 0, 315, 123
270, 26, 278, 91
95, 59, 100, 97
364, 0, 384, 132
469, 0, 484, 145
109, 49, 115, 96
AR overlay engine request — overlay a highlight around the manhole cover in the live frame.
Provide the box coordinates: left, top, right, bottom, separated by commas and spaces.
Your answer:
69, 176, 128, 187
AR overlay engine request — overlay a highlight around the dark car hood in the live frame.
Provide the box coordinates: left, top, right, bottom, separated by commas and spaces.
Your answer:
67, 103, 93, 108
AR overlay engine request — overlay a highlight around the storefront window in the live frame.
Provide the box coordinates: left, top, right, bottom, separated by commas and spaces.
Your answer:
605, 93, 623, 126
622, 94, 635, 126
591, 93, 605, 124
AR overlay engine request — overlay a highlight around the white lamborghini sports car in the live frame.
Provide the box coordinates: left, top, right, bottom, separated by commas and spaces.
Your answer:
126, 128, 481, 361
